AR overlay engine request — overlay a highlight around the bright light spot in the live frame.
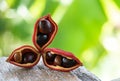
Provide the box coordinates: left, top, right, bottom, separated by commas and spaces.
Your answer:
60, 0, 73, 5
96, 52, 120, 81
29, 0, 46, 18
52, 0, 73, 24
103, 37, 120, 52
17, 5, 32, 21
0, 0, 8, 11
52, 5, 68, 24
104, 0, 120, 28
111, 11, 120, 27
5, 9, 17, 18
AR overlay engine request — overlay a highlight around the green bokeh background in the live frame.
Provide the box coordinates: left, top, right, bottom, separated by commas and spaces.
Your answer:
0, 0, 120, 80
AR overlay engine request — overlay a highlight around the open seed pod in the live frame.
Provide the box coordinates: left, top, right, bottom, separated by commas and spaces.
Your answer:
6, 45, 40, 68
43, 48, 83, 72
33, 14, 58, 51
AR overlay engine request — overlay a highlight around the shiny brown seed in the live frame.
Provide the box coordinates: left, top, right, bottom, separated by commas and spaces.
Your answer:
38, 19, 53, 34
46, 51, 56, 61
62, 57, 77, 68
37, 33, 48, 47
22, 52, 36, 63
14, 52, 22, 63
54, 55, 62, 66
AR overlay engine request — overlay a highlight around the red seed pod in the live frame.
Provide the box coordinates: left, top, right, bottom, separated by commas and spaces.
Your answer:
6, 45, 41, 68
42, 48, 83, 72
32, 14, 58, 51
6, 14, 83, 71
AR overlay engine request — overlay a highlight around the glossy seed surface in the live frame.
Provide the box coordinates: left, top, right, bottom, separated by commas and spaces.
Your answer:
54, 55, 62, 66
62, 57, 77, 68
22, 52, 36, 63
38, 19, 53, 34
14, 52, 22, 63
37, 33, 48, 47
46, 51, 56, 61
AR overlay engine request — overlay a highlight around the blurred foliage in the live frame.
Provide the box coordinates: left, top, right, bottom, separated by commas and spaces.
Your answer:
1, 0, 120, 75
114, 0, 120, 8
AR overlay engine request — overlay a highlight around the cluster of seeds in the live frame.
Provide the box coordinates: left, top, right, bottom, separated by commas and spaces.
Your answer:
46, 51, 77, 68
14, 50, 37, 64
37, 19, 53, 47
7, 15, 82, 71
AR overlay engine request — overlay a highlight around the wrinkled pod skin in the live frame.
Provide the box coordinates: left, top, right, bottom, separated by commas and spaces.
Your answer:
32, 14, 58, 52
43, 48, 83, 72
6, 45, 40, 68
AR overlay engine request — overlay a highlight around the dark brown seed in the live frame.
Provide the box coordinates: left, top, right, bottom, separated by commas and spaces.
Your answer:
62, 57, 76, 68
54, 55, 62, 66
37, 33, 48, 47
22, 52, 36, 63
46, 51, 56, 61
38, 19, 53, 34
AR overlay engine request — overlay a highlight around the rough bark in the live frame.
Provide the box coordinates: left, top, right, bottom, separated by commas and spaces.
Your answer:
0, 57, 101, 81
